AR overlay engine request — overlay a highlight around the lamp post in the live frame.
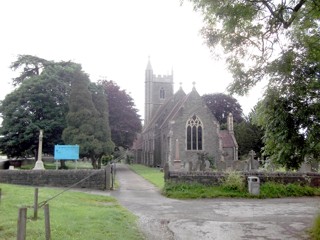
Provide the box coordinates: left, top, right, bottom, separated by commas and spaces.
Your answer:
33, 130, 45, 170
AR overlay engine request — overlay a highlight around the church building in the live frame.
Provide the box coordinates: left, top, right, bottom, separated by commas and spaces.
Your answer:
133, 59, 238, 171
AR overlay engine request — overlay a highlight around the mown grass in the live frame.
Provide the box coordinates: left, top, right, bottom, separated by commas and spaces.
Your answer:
20, 161, 93, 170
128, 164, 164, 189
0, 184, 144, 240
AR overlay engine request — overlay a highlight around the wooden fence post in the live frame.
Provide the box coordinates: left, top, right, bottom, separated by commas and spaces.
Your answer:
105, 164, 111, 190
33, 188, 39, 220
44, 204, 51, 240
17, 207, 27, 240
0, 188, 2, 202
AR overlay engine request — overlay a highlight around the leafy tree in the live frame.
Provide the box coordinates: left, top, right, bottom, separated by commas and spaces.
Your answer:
62, 69, 114, 168
0, 58, 73, 158
254, 86, 320, 169
202, 93, 243, 124
188, 0, 320, 169
99, 80, 142, 149
234, 108, 264, 158
188, 0, 319, 94
10, 55, 51, 86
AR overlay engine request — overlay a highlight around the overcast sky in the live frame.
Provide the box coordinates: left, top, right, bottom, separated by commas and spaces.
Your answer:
0, 0, 265, 119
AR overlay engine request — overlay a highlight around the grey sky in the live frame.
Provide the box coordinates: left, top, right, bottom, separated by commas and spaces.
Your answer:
0, 0, 263, 118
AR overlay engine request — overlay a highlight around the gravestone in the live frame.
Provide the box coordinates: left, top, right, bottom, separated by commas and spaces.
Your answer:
173, 139, 181, 170
232, 160, 247, 171
252, 159, 260, 170
265, 158, 275, 172
311, 161, 319, 172
188, 161, 193, 172
248, 150, 256, 170
195, 160, 201, 171
204, 160, 210, 171
216, 161, 226, 171
299, 162, 312, 172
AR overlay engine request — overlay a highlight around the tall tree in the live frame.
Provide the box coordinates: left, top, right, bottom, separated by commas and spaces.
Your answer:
62, 69, 114, 168
99, 80, 142, 148
202, 93, 243, 124
0, 58, 74, 158
188, 0, 320, 169
90, 83, 114, 168
10, 55, 51, 86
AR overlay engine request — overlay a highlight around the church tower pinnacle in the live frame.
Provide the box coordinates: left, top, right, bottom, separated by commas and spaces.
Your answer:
145, 56, 153, 126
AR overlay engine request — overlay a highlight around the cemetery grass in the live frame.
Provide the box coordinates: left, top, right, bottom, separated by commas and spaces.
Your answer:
0, 184, 144, 240
128, 164, 165, 188
163, 182, 320, 199
128, 164, 320, 199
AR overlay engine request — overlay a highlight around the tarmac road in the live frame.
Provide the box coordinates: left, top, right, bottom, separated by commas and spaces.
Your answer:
105, 164, 320, 240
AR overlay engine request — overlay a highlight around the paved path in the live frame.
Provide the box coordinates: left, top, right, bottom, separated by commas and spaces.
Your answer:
105, 164, 320, 239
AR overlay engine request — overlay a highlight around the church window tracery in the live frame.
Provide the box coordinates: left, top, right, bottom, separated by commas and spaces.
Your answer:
186, 115, 203, 150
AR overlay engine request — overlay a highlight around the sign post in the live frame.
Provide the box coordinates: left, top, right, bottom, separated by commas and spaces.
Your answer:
54, 145, 79, 169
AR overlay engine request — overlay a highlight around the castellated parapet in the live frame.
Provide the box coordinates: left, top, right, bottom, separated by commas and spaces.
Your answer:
154, 74, 173, 83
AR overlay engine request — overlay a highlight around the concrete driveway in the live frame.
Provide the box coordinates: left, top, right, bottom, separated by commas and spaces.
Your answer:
107, 164, 320, 240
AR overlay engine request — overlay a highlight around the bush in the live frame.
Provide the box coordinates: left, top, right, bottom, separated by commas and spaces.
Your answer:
310, 213, 320, 240
101, 155, 113, 165
260, 182, 316, 198
221, 171, 245, 192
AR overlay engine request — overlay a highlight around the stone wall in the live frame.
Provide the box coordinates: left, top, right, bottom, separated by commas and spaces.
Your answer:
0, 169, 108, 190
165, 170, 320, 187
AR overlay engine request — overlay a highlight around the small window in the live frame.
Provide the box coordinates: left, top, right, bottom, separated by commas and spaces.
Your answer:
186, 115, 203, 150
160, 88, 165, 99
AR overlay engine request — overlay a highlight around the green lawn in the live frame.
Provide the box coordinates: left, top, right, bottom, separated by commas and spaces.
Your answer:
0, 184, 144, 240
20, 161, 93, 170
128, 164, 165, 189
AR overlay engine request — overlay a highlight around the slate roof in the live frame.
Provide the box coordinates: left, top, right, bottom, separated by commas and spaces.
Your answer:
142, 87, 187, 133
219, 130, 237, 148
141, 86, 237, 150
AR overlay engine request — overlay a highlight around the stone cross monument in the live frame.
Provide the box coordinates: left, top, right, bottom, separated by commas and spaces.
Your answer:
33, 129, 45, 170
249, 150, 256, 171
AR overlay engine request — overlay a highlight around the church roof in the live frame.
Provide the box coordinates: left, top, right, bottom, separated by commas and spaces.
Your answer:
219, 130, 237, 148
142, 87, 187, 133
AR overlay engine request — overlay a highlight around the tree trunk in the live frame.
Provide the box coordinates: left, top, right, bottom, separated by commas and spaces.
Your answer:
97, 157, 102, 169
60, 160, 68, 169
91, 157, 98, 169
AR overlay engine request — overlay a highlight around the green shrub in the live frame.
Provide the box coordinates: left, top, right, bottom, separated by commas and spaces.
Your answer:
222, 171, 245, 192
260, 182, 316, 198
101, 155, 113, 165
310, 213, 320, 240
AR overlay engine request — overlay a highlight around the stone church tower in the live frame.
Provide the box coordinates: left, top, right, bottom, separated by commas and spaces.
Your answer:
132, 58, 238, 170
144, 57, 173, 125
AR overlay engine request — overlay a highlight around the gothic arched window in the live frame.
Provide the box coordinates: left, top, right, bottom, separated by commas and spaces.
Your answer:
186, 115, 203, 150
160, 88, 165, 99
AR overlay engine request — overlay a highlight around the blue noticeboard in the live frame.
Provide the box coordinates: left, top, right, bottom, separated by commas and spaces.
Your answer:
54, 145, 79, 160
